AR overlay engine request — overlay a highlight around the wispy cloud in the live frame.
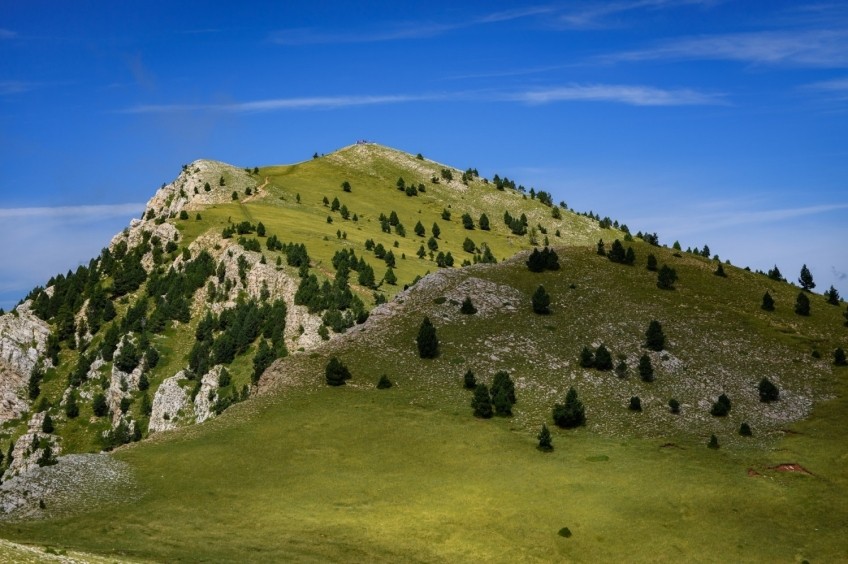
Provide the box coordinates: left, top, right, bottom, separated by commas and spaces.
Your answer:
118, 83, 723, 114
505, 84, 726, 106
557, 0, 717, 29
119, 94, 445, 114
269, 5, 552, 45
0, 81, 35, 95
0, 203, 144, 220
605, 29, 848, 67
0, 28, 16, 39
803, 76, 848, 100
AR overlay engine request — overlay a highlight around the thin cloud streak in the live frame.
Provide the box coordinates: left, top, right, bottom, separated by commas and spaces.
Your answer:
270, 5, 552, 45
0, 28, 16, 39
605, 29, 848, 67
557, 0, 717, 28
0, 81, 34, 95
0, 203, 144, 220
120, 84, 723, 114
505, 84, 727, 106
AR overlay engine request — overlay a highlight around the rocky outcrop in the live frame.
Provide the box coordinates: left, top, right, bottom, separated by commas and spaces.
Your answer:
0, 301, 51, 379
148, 372, 189, 433
3, 411, 61, 479
193, 366, 221, 424
0, 361, 29, 424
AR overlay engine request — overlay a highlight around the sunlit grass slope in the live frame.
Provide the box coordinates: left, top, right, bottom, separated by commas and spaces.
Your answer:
1, 240, 846, 562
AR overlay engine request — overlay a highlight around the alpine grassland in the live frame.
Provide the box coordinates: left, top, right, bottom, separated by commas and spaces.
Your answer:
0, 145, 846, 561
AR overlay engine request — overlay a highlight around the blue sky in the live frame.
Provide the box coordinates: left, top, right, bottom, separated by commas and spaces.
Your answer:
1, 1, 847, 310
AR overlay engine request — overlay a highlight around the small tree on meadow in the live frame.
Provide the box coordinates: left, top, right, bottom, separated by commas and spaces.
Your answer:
628, 396, 642, 411
92, 393, 109, 416
65, 392, 79, 418
834, 347, 847, 366
795, 292, 810, 316
596, 239, 606, 256
710, 393, 731, 416
460, 296, 477, 314
341, 180, 352, 192
668, 398, 680, 414
479, 213, 490, 230
41, 413, 54, 433
714, 263, 726, 277
594, 344, 613, 370
657, 265, 678, 290
552, 387, 586, 428
739, 422, 752, 436
431, 223, 441, 239
707, 434, 719, 449
824, 285, 841, 305
537, 423, 553, 451
463, 370, 477, 389
416, 317, 439, 358
376, 375, 392, 389
798, 264, 815, 291
638, 354, 654, 382
646, 254, 657, 271
761, 291, 775, 311
384, 267, 397, 285
579, 346, 594, 368
532, 285, 551, 314
645, 320, 665, 351
472, 384, 493, 418
758, 377, 779, 402
325, 356, 352, 386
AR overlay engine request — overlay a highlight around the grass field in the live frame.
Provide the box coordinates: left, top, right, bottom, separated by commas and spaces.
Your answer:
1, 242, 846, 562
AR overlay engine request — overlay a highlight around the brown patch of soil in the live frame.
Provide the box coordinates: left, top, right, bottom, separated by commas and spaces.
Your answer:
660, 442, 683, 449
747, 468, 761, 477
770, 463, 813, 475
780, 429, 803, 435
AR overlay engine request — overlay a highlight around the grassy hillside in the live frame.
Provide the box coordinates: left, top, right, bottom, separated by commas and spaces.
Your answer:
1, 236, 846, 561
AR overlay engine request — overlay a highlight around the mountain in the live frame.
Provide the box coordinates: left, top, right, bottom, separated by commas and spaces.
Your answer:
0, 144, 845, 561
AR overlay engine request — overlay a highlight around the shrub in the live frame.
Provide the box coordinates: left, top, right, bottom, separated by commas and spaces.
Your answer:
460, 297, 477, 315
537, 423, 553, 451
739, 422, 752, 436
668, 398, 680, 414
325, 357, 351, 386
471, 384, 493, 418
416, 317, 439, 358
628, 396, 642, 411
758, 377, 779, 402
834, 348, 847, 366
552, 387, 585, 428
638, 354, 654, 382
376, 375, 392, 389
710, 393, 731, 416
761, 291, 775, 311
707, 434, 719, 449
645, 320, 665, 351
463, 370, 476, 389
532, 285, 551, 314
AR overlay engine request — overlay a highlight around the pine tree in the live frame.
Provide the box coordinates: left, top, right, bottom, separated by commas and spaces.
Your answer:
646, 253, 657, 271
824, 285, 841, 305
707, 434, 719, 449
795, 292, 810, 316
657, 265, 678, 290
668, 398, 680, 414
552, 387, 586, 428
325, 356, 352, 386
638, 354, 654, 382
479, 213, 490, 230
628, 396, 642, 411
739, 422, 752, 436
710, 394, 731, 416
532, 285, 551, 314
65, 392, 79, 418
537, 423, 553, 451
416, 317, 439, 358
460, 296, 477, 314
834, 348, 847, 366
767, 265, 784, 282
414, 220, 425, 237
758, 377, 779, 402
645, 320, 665, 351
384, 267, 397, 285
432, 222, 441, 239
594, 344, 613, 370
596, 239, 606, 256
714, 263, 726, 277
471, 384, 493, 418
92, 393, 109, 416
761, 291, 775, 311
798, 264, 815, 291
376, 375, 392, 389
41, 413, 54, 433
579, 346, 594, 368
463, 370, 477, 389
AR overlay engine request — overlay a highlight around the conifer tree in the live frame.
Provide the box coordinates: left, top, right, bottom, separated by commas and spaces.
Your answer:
376, 375, 392, 389
835, 347, 847, 366
758, 378, 779, 402
645, 320, 665, 351
416, 317, 439, 358
657, 265, 678, 290
638, 354, 654, 382
739, 422, 752, 436
431, 222, 441, 239
707, 434, 719, 449
463, 370, 476, 389
668, 398, 680, 414
798, 264, 815, 291
532, 285, 551, 314
596, 239, 605, 256
414, 221, 425, 237
479, 213, 490, 230
710, 393, 731, 416
460, 296, 477, 314
628, 396, 642, 411
646, 253, 657, 271
384, 267, 397, 285
761, 291, 775, 311
594, 344, 613, 370
824, 285, 841, 305
767, 265, 785, 282
795, 292, 810, 316
471, 384, 493, 418
714, 263, 726, 277
92, 393, 109, 416
537, 423, 553, 451
552, 387, 586, 428
579, 346, 594, 368
325, 356, 352, 386
65, 392, 79, 418
41, 413, 54, 433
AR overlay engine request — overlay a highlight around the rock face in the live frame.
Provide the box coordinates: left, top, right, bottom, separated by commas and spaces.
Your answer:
0, 301, 51, 379
3, 411, 61, 479
193, 366, 222, 424
0, 361, 28, 424
149, 372, 189, 433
